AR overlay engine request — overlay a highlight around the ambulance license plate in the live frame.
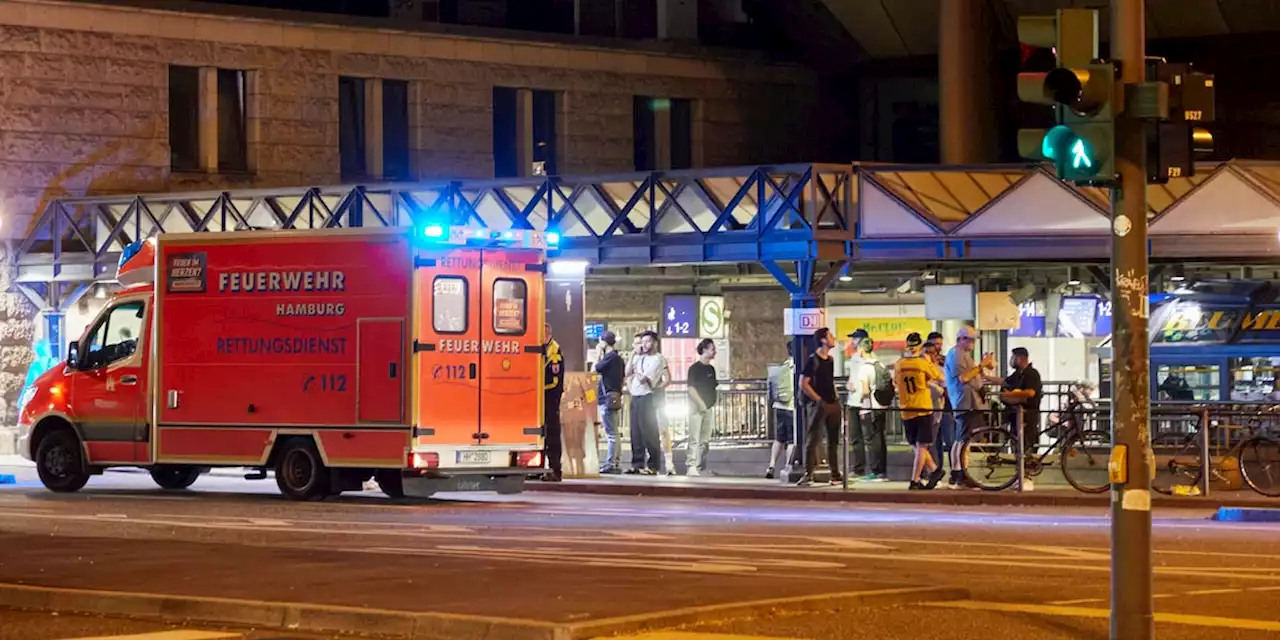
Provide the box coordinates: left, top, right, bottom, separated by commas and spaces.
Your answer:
457, 451, 492, 465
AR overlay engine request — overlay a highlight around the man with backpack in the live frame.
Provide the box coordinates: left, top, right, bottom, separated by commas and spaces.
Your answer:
847, 329, 890, 483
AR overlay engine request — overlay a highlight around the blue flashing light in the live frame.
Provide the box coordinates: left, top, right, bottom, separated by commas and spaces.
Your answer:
423, 224, 445, 239
118, 241, 144, 269
475, 228, 487, 238
546, 231, 560, 245
502, 231, 515, 240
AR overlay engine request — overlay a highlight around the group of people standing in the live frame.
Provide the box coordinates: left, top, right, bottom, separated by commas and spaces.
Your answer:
766, 325, 1042, 489
590, 330, 720, 476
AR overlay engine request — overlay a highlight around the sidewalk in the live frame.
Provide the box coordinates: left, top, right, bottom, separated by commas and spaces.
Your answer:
525, 473, 1280, 510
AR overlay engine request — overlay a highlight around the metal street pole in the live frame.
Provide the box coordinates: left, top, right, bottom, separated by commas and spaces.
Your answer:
1110, 1, 1154, 639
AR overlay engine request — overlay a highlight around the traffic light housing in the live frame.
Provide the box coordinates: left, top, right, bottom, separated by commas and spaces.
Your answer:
1016, 9, 1116, 184
1146, 61, 1216, 183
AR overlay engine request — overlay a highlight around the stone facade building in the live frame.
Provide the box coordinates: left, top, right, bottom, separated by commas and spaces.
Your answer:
0, 0, 820, 441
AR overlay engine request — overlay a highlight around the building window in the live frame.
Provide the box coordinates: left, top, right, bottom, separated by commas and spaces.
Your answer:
339, 76, 367, 181
217, 69, 248, 172
492, 87, 518, 178
169, 66, 201, 172
383, 79, 412, 180
532, 90, 558, 176
633, 96, 694, 171
493, 87, 559, 178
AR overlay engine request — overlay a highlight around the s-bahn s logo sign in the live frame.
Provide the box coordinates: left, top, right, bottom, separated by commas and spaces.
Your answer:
699, 296, 725, 339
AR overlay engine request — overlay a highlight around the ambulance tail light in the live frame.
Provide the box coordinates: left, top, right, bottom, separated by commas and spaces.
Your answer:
515, 451, 544, 468
409, 452, 439, 469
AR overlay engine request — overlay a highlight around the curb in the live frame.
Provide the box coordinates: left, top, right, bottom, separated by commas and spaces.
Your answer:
525, 480, 1277, 510
0, 583, 965, 640
0, 583, 560, 640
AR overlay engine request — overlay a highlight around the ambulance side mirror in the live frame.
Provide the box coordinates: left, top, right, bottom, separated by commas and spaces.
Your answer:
66, 342, 80, 369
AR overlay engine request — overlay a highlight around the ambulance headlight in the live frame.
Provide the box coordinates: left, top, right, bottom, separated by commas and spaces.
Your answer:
423, 224, 445, 239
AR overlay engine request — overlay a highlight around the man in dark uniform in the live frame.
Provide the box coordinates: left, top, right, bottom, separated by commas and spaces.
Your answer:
542, 322, 564, 481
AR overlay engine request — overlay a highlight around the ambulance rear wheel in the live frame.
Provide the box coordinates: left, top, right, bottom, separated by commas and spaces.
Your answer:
275, 439, 330, 501
35, 429, 89, 493
150, 465, 201, 490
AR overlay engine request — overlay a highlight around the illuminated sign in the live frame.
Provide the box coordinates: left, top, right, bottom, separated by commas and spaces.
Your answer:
1009, 300, 1046, 338
663, 295, 697, 338
1152, 303, 1280, 344
834, 317, 932, 349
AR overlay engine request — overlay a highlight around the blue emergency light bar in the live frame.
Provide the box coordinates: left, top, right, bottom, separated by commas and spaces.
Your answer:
418, 224, 554, 250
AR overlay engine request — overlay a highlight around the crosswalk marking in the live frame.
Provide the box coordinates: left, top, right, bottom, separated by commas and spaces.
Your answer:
63, 631, 241, 640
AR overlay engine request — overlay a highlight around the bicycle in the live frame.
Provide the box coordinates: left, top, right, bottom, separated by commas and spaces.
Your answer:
1150, 408, 1280, 497
961, 383, 1111, 493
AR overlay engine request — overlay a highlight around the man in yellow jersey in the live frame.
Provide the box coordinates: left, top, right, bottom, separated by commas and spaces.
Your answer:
895, 333, 945, 490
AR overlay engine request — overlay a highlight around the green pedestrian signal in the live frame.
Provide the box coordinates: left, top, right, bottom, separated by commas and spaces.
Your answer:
1035, 125, 1100, 180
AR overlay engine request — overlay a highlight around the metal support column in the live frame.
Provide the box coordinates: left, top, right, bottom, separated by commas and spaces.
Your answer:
43, 311, 65, 360
1110, 1, 1155, 638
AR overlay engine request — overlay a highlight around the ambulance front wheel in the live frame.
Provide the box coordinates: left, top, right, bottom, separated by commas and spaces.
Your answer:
35, 428, 89, 493
150, 465, 201, 490
274, 439, 330, 501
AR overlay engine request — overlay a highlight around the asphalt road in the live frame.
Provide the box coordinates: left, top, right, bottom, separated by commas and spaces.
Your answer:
2, 463, 1280, 639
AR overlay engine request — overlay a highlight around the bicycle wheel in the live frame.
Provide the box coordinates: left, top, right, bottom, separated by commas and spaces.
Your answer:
1060, 429, 1111, 494
1151, 434, 1203, 495
962, 427, 1019, 491
1239, 437, 1280, 498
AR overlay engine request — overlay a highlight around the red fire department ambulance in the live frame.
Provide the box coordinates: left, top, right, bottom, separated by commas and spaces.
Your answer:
17, 225, 551, 500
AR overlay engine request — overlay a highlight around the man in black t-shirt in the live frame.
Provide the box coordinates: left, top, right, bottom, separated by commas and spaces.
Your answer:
796, 327, 843, 485
685, 339, 718, 476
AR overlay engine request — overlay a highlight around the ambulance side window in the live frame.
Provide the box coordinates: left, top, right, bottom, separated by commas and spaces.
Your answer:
82, 301, 145, 369
432, 276, 468, 334
492, 278, 527, 336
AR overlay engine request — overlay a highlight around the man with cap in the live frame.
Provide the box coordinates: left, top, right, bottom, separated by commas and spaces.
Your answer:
895, 332, 945, 489
846, 328, 888, 482
944, 326, 1002, 489
593, 331, 626, 473
1002, 346, 1043, 490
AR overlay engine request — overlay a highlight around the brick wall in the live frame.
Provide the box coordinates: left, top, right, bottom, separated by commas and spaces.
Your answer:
0, 0, 819, 240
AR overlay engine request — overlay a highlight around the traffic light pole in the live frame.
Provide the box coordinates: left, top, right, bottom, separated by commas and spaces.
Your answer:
1109, 1, 1154, 639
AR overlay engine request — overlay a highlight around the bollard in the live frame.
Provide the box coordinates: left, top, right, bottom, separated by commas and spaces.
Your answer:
1016, 406, 1025, 493
1200, 407, 1211, 497
841, 406, 850, 491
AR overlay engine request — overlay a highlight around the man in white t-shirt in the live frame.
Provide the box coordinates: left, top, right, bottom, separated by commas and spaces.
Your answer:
845, 329, 889, 482
625, 330, 669, 475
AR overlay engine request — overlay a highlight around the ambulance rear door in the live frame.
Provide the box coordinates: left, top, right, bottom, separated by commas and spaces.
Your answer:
414, 248, 482, 447
478, 248, 545, 447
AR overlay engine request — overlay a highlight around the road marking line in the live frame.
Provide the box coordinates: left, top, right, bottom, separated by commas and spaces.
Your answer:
606, 531, 672, 540
1046, 598, 1105, 605
63, 631, 241, 640
605, 633, 805, 639
1249, 586, 1280, 592
1183, 588, 1243, 596
1013, 546, 1110, 561
808, 537, 894, 550
925, 600, 1280, 631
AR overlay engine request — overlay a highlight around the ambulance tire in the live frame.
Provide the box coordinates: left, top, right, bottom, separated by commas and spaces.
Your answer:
149, 465, 201, 490
375, 469, 405, 498
35, 428, 90, 493
274, 439, 330, 501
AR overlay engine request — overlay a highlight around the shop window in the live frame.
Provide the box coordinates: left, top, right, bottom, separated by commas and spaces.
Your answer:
531, 90, 558, 176
432, 276, 468, 334
492, 279, 527, 336
1230, 357, 1280, 402
1156, 364, 1220, 402
492, 87, 518, 178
